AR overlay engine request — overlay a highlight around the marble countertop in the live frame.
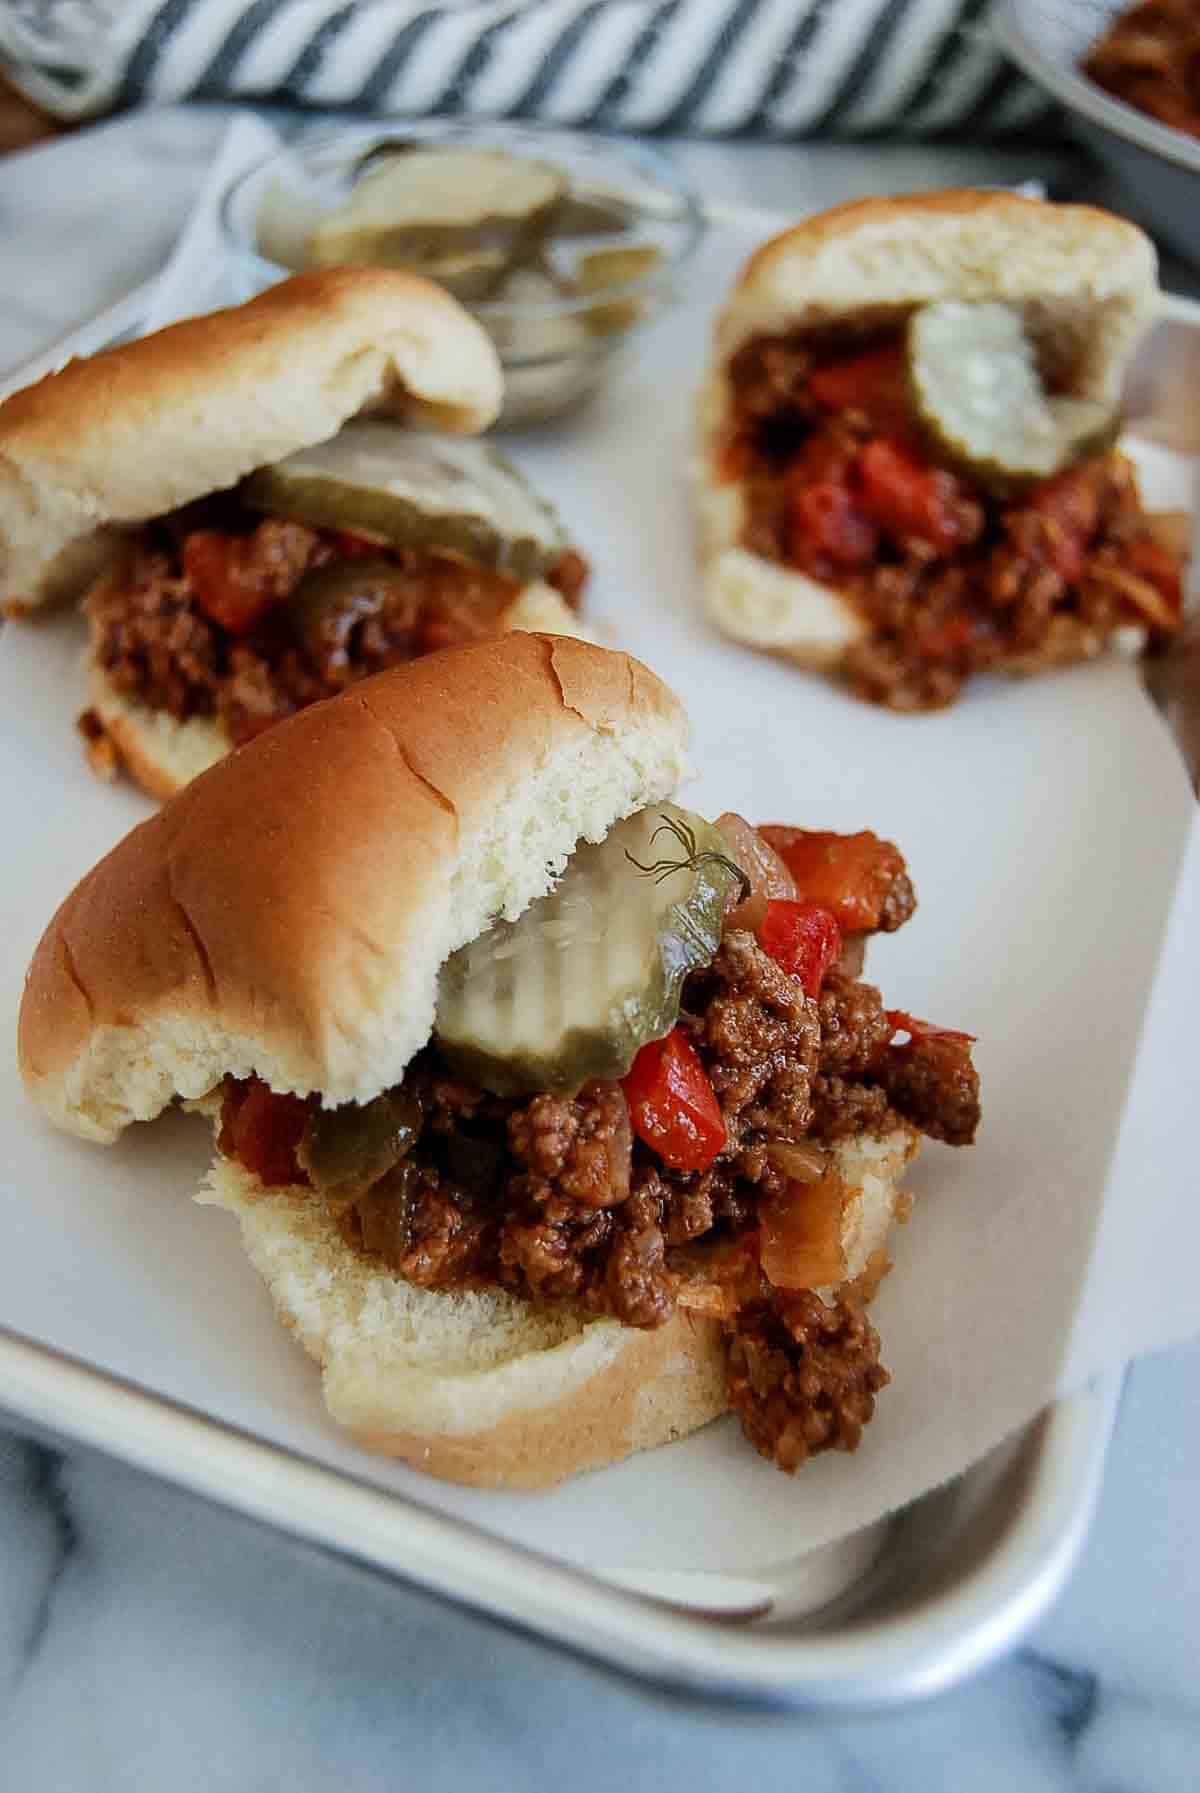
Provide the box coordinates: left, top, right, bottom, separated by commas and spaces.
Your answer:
1, 105, 1196, 1788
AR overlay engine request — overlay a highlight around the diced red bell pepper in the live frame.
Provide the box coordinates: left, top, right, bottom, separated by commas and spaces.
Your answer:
622, 1028, 726, 1173
758, 828, 907, 934
182, 531, 278, 635
785, 480, 879, 574
808, 344, 909, 428
857, 439, 968, 555
886, 1011, 977, 1047
789, 425, 859, 489
219, 1078, 311, 1187
758, 900, 842, 998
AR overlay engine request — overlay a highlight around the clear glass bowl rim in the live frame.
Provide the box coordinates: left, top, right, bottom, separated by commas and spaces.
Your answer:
217, 123, 707, 324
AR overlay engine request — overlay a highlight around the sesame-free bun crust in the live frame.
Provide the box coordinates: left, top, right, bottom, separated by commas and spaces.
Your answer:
20, 635, 688, 1142
202, 1127, 916, 1487
0, 269, 504, 611
83, 575, 592, 802
695, 191, 1158, 669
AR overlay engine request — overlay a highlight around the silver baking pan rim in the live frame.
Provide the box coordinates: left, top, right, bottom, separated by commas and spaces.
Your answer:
0, 1323, 1122, 1707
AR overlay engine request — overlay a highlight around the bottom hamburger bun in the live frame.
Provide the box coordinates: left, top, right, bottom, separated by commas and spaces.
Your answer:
200, 1124, 917, 1489
701, 544, 869, 671
692, 377, 869, 671
84, 578, 589, 801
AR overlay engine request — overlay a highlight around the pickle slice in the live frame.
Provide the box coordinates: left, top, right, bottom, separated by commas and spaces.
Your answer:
434, 805, 740, 1097
576, 244, 663, 336
909, 300, 1118, 492
548, 192, 632, 238
307, 147, 565, 281
242, 423, 566, 580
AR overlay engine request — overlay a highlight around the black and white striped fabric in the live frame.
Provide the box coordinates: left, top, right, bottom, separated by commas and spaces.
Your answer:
0, 0, 1054, 137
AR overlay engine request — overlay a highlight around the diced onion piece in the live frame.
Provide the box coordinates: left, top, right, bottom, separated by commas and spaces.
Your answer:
759, 1173, 847, 1290
672, 1238, 758, 1318
765, 1140, 831, 1184
714, 813, 797, 932
675, 1281, 740, 1321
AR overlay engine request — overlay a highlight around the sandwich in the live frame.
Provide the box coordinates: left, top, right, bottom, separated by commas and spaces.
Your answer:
0, 269, 588, 800
18, 635, 979, 1488
695, 192, 1183, 710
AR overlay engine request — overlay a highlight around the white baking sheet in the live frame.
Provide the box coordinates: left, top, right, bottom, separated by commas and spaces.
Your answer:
0, 215, 1196, 1584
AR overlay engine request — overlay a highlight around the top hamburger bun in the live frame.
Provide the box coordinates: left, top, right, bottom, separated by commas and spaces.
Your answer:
19, 634, 688, 1140
695, 191, 1159, 669
0, 268, 504, 613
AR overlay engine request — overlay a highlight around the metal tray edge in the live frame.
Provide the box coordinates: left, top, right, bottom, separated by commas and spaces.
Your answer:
0, 1323, 1122, 1705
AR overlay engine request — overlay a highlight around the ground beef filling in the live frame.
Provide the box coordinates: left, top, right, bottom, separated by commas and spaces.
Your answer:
723, 330, 1182, 710
89, 507, 588, 746
1083, 0, 1200, 141
220, 930, 979, 1470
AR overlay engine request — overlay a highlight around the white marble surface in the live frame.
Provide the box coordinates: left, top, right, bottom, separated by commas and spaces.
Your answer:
1, 105, 1197, 1783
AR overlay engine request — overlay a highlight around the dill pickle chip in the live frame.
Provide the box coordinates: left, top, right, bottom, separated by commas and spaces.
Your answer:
311, 234, 511, 300
576, 244, 664, 336
434, 806, 743, 1097
243, 424, 566, 580
298, 1088, 423, 1198
307, 147, 565, 281
547, 191, 632, 238
909, 300, 1118, 493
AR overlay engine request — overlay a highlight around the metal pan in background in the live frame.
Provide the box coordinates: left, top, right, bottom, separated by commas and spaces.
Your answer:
992, 0, 1200, 265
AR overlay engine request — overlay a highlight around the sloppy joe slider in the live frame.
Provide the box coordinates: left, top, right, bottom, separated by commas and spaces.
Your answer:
0, 269, 588, 799
696, 191, 1183, 709
19, 636, 979, 1487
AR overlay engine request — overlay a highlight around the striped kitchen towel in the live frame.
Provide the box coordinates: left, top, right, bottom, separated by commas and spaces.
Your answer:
0, 0, 1053, 137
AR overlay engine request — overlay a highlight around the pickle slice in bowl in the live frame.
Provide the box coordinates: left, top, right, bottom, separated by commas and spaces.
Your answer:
242, 423, 566, 581
909, 300, 1117, 492
307, 146, 565, 280
576, 244, 664, 336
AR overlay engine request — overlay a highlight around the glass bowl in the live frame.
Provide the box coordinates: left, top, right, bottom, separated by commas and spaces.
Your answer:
219, 120, 704, 428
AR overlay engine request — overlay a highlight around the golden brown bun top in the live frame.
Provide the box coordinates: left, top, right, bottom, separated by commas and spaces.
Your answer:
0, 268, 504, 610
19, 635, 689, 1142
717, 190, 1158, 404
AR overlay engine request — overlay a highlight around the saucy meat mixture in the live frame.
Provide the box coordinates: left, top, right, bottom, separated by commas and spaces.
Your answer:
87, 498, 588, 747
722, 330, 1182, 710
1084, 0, 1200, 140
218, 821, 980, 1473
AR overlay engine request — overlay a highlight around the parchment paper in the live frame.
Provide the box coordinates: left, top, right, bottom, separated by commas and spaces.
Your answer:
0, 123, 1196, 1581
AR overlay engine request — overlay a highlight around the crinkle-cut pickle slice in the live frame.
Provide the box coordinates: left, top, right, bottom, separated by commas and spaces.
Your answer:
306, 146, 565, 284
242, 423, 565, 581
576, 244, 664, 336
434, 806, 741, 1097
908, 300, 1117, 492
